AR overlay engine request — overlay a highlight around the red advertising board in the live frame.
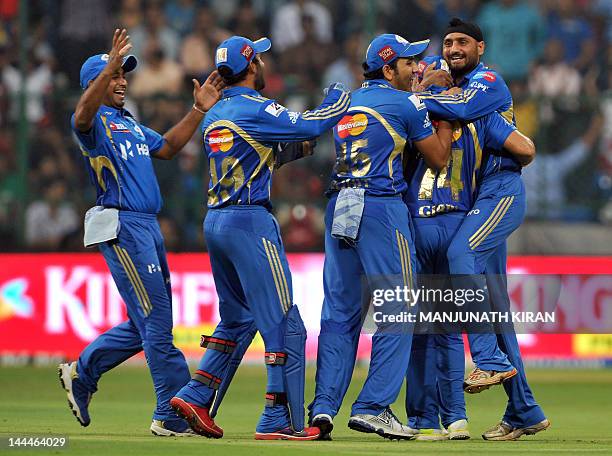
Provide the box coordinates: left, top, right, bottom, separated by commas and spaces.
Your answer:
0, 254, 611, 361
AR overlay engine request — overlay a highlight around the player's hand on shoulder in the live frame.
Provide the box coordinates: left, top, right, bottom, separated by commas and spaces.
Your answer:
104, 29, 132, 75
193, 71, 225, 113
440, 87, 462, 96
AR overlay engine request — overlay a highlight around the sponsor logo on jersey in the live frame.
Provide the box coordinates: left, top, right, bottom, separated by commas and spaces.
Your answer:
208, 128, 234, 152
469, 81, 489, 91
474, 71, 496, 82
241, 44, 254, 60
337, 113, 368, 138
378, 45, 396, 62
109, 122, 129, 132
264, 102, 287, 117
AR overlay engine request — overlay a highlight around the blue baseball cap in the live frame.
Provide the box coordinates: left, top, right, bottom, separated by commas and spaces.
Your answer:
79, 53, 138, 89
214, 36, 271, 77
364, 34, 430, 72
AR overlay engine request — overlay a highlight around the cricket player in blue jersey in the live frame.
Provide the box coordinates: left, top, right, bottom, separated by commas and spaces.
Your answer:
404, 113, 537, 440
412, 18, 550, 440
58, 29, 224, 436
307, 34, 453, 441
168, 35, 350, 441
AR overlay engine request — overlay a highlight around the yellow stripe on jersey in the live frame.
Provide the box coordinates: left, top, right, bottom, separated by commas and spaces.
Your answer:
302, 92, 350, 120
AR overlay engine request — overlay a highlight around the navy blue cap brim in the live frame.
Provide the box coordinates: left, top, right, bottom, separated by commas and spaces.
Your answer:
252, 37, 271, 54
121, 55, 138, 73
399, 39, 430, 58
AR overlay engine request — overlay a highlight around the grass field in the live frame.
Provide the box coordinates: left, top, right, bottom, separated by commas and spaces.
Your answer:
1, 364, 612, 455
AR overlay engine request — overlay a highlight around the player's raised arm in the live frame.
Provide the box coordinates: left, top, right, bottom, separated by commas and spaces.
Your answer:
73, 29, 132, 132
154, 71, 225, 160
250, 82, 350, 143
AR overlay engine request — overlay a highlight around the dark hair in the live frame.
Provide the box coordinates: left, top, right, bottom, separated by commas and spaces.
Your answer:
218, 64, 250, 85
362, 58, 398, 80
444, 17, 484, 42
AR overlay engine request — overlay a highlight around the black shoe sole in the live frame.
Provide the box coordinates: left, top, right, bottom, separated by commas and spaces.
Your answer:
348, 419, 415, 441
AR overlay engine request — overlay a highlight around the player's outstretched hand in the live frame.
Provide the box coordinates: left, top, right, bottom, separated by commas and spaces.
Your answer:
440, 87, 462, 96
193, 71, 225, 113
105, 29, 132, 75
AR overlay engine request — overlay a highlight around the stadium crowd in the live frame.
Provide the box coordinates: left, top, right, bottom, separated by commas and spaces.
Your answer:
0, 0, 610, 251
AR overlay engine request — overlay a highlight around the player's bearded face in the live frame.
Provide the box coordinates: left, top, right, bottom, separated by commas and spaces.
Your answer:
443, 33, 481, 75
253, 56, 265, 91
104, 68, 128, 108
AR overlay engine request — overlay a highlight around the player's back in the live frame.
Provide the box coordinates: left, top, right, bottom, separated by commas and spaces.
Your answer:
202, 87, 275, 208
405, 111, 516, 218
330, 80, 433, 197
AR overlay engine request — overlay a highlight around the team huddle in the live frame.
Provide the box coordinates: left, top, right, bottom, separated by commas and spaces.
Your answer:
58, 17, 550, 442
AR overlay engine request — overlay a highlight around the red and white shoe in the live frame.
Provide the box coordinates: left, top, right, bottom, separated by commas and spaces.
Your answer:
254, 426, 321, 441
169, 396, 223, 438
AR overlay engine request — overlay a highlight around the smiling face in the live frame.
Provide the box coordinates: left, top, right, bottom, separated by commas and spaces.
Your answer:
443, 32, 484, 77
97, 67, 128, 108
384, 57, 419, 91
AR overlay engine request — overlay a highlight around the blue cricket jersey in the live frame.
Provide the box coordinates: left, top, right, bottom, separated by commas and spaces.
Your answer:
405, 112, 516, 218
329, 79, 434, 196
71, 105, 166, 214
418, 58, 521, 179
203, 85, 350, 208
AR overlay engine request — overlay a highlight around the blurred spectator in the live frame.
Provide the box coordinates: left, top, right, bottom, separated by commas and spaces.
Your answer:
0, 133, 19, 248
386, 0, 435, 42
510, 79, 539, 140
529, 39, 582, 98
545, 0, 596, 74
118, 0, 143, 30
477, 0, 546, 81
434, 0, 480, 33
180, 6, 231, 81
226, 0, 266, 40
25, 179, 79, 250
130, 3, 181, 61
271, 0, 332, 53
164, 0, 198, 38
1, 50, 52, 124
158, 215, 181, 251
130, 41, 184, 99
57, 0, 112, 86
523, 113, 603, 219
322, 32, 365, 91
280, 13, 334, 91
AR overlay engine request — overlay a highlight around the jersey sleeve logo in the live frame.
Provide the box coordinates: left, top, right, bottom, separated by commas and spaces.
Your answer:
208, 128, 234, 152
473, 71, 496, 82
408, 94, 426, 111
264, 102, 287, 117
337, 113, 368, 139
